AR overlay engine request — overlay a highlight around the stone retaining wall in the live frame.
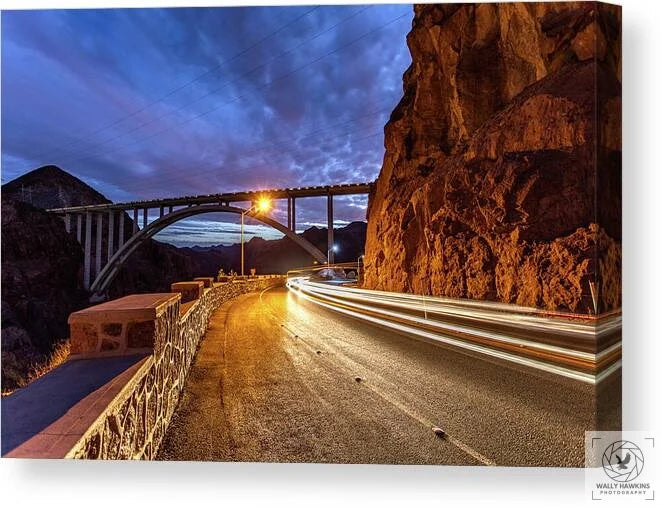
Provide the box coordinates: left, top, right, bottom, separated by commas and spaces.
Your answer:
67, 276, 284, 459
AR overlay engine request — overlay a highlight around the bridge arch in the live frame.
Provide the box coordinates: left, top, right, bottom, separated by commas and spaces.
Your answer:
90, 204, 327, 296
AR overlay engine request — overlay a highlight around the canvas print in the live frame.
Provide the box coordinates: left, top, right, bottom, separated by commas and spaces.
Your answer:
1, 2, 621, 466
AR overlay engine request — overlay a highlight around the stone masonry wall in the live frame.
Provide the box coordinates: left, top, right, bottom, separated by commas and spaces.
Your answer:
68, 277, 284, 459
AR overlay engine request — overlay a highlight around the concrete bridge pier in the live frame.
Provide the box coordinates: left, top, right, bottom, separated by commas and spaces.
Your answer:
95, 213, 103, 278
133, 209, 139, 235
107, 211, 115, 260
287, 198, 291, 229
286, 197, 297, 233
327, 194, 334, 264
84, 212, 92, 289
118, 211, 125, 249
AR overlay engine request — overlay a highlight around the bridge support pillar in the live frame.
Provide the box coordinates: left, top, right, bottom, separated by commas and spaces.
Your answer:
132, 208, 138, 234
95, 213, 103, 277
159, 206, 164, 218
118, 211, 125, 249
64, 214, 71, 233
77, 214, 82, 243
287, 198, 291, 229
142, 208, 148, 229
327, 194, 334, 264
108, 211, 115, 260
291, 198, 296, 233
168, 205, 173, 214
84, 212, 92, 290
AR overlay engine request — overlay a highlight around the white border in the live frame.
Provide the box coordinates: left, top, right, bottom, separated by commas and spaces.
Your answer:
1, 1, 659, 506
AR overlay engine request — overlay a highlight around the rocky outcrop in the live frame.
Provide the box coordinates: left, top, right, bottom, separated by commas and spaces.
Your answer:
364, 2, 621, 314
1, 197, 88, 389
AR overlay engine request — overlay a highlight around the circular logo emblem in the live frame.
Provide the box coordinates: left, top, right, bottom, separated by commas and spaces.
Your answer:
602, 440, 645, 482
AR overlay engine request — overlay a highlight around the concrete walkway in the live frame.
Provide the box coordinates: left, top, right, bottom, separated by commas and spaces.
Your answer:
1, 354, 147, 455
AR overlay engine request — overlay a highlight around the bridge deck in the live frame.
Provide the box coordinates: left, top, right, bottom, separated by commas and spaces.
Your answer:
48, 182, 373, 213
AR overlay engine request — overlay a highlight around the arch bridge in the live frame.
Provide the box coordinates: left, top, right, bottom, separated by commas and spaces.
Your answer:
47, 183, 372, 297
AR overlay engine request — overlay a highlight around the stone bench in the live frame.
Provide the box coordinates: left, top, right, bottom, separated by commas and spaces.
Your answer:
170, 281, 204, 303
68, 293, 181, 358
193, 277, 215, 288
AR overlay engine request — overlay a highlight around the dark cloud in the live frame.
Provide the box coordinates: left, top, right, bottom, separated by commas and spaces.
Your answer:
1, 5, 412, 246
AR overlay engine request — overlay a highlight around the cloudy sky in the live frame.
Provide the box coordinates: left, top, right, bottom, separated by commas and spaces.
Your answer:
1, 5, 412, 246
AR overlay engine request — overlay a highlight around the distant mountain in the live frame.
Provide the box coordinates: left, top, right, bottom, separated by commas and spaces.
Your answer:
1, 165, 110, 209
182, 221, 367, 277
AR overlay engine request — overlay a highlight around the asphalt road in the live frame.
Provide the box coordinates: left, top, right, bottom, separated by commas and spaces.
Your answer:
157, 286, 620, 466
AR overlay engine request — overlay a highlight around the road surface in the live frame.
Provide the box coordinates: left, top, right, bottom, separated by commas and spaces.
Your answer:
157, 286, 620, 465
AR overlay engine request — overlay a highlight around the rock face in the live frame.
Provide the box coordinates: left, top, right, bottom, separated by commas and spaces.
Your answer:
364, 2, 621, 314
1, 197, 88, 389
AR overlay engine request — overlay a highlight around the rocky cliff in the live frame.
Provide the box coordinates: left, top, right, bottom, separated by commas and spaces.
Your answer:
364, 2, 621, 314
1, 197, 88, 389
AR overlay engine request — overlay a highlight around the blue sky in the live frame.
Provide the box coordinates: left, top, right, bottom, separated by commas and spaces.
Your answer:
1, 5, 412, 246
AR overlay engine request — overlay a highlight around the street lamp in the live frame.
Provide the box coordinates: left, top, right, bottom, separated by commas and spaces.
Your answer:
327, 244, 338, 265
241, 197, 271, 276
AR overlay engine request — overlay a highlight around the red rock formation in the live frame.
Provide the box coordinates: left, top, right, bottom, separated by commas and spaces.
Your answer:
364, 2, 621, 314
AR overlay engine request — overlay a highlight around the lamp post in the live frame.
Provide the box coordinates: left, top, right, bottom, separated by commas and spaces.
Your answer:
241, 197, 271, 276
327, 244, 338, 265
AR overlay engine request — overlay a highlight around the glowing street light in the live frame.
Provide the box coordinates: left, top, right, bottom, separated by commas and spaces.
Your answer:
256, 196, 271, 213
327, 244, 338, 265
241, 197, 271, 276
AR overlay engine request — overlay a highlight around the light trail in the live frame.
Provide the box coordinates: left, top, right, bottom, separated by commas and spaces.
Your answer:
286, 276, 622, 385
